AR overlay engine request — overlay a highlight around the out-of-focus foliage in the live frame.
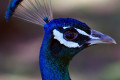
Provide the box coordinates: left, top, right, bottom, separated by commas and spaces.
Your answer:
100, 62, 120, 80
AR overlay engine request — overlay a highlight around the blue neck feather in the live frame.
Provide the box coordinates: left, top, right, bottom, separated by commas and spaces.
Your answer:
40, 53, 71, 80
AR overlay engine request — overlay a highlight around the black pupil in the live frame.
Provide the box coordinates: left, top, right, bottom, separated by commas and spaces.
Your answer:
64, 30, 78, 41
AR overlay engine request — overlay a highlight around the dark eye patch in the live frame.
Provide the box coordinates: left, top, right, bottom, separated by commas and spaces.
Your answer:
63, 28, 79, 41
70, 33, 90, 46
64, 31, 78, 41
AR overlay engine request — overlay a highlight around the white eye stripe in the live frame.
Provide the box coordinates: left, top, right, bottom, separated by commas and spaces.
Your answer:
75, 28, 89, 36
63, 26, 70, 29
63, 27, 89, 36
53, 29, 81, 48
75, 28, 99, 39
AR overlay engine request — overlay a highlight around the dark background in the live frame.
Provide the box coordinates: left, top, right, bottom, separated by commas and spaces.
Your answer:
0, 0, 120, 80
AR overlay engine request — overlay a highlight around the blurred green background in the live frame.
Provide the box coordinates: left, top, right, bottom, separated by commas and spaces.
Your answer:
0, 0, 120, 80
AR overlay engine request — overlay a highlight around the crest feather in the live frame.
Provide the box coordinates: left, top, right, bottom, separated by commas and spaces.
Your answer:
6, 0, 53, 26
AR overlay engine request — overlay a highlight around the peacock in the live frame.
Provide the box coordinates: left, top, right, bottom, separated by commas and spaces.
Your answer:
5, 0, 116, 80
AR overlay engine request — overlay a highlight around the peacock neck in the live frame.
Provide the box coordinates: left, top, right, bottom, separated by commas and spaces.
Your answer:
40, 53, 71, 80
40, 33, 71, 80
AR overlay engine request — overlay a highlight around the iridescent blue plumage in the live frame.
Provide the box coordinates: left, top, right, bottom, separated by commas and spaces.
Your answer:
44, 18, 90, 34
5, 0, 116, 80
5, 0, 23, 20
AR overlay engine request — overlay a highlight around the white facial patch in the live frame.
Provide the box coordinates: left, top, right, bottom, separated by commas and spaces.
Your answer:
53, 29, 81, 48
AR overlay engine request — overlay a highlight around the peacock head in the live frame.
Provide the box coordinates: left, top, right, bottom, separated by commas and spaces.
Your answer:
43, 18, 116, 60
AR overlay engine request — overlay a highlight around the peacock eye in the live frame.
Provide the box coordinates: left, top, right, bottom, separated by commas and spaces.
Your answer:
63, 30, 78, 41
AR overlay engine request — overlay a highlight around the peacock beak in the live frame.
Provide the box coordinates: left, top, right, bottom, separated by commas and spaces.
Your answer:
88, 29, 116, 45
